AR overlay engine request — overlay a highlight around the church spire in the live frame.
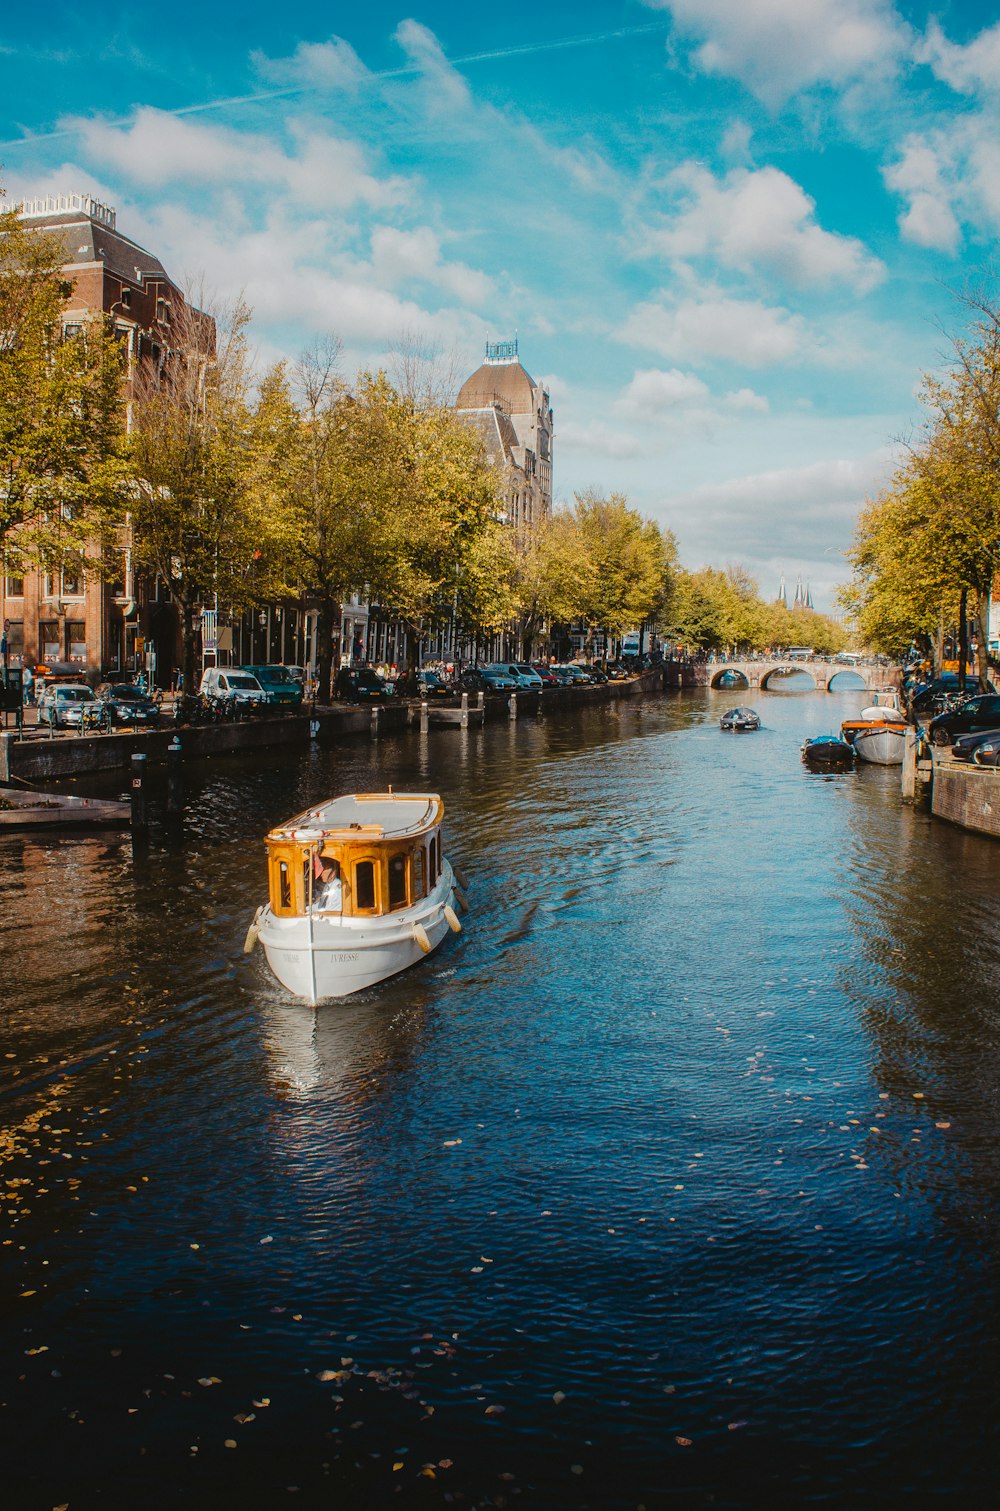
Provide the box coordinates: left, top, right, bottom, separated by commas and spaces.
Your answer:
777, 572, 787, 606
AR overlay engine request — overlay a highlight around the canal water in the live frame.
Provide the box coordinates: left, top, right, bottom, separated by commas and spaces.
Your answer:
1, 682, 998, 1510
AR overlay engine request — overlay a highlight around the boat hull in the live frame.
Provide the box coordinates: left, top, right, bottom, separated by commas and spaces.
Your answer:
853, 725, 906, 765
258, 862, 458, 1002
802, 738, 854, 767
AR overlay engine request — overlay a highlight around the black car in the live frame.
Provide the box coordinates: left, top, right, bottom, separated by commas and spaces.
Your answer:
951, 727, 1000, 762
927, 693, 1000, 746
908, 674, 988, 716
335, 666, 385, 702
416, 670, 452, 699
96, 682, 162, 726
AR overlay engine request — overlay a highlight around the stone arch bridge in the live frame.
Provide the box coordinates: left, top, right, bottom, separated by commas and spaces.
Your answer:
706, 658, 900, 693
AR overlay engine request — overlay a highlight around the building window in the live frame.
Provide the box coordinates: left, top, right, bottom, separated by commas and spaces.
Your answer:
43, 574, 59, 601
67, 622, 86, 663
40, 621, 60, 662
4, 576, 24, 598
62, 557, 85, 597
4, 620, 23, 663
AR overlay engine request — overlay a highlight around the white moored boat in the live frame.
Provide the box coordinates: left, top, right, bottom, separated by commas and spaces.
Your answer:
247, 791, 464, 1003
852, 722, 908, 765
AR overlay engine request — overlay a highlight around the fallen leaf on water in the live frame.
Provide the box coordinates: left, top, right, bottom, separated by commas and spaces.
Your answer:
317, 1370, 338, 1382
439, 1458, 453, 1469
252, 1398, 270, 1408
485, 1404, 505, 1416
728, 1421, 748, 1431
675, 1436, 692, 1447
936, 1122, 951, 1129
224, 1439, 237, 1449
552, 1391, 566, 1404
570, 1464, 583, 1475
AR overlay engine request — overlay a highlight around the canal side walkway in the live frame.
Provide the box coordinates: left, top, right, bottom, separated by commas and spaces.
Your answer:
0, 669, 667, 783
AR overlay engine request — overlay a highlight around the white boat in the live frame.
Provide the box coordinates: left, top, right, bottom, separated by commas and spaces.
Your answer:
853, 722, 907, 766
0, 786, 130, 827
248, 791, 464, 1003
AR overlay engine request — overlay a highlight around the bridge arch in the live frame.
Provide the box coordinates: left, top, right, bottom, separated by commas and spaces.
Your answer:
760, 665, 817, 690
710, 667, 750, 690
827, 669, 867, 691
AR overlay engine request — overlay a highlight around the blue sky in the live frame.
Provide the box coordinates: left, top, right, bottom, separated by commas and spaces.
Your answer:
3, 1, 1000, 609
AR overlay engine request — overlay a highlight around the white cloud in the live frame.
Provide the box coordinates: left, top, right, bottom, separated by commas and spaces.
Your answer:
641, 163, 885, 292
883, 136, 961, 253
724, 387, 770, 412
394, 19, 472, 113
620, 295, 806, 367
251, 35, 370, 92
647, 0, 910, 103
616, 367, 710, 420
369, 225, 492, 305
66, 108, 410, 213
557, 419, 642, 460
917, 18, 1000, 96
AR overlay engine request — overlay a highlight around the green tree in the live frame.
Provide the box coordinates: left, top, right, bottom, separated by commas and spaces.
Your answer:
0, 195, 125, 573
127, 299, 294, 692
570, 489, 677, 655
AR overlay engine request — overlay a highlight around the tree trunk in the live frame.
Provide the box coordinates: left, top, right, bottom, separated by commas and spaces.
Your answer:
975, 586, 992, 691
315, 597, 338, 704
933, 604, 945, 679
958, 585, 969, 691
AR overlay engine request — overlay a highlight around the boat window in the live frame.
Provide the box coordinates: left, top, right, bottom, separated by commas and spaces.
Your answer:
388, 853, 408, 909
354, 859, 376, 911
414, 846, 426, 898
278, 861, 291, 910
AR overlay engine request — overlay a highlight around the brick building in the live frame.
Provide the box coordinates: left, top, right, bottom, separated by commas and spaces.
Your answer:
454, 338, 553, 532
1, 192, 210, 684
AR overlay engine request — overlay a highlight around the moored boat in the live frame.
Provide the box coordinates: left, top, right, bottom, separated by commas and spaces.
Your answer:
249, 791, 464, 1003
720, 706, 761, 731
852, 722, 907, 765
0, 786, 130, 827
801, 735, 854, 767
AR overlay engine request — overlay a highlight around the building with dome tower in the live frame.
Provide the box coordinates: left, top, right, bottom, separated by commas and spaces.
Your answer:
454, 338, 553, 532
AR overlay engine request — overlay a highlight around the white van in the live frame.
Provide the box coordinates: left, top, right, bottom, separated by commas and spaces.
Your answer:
488, 662, 543, 690
200, 667, 267, 708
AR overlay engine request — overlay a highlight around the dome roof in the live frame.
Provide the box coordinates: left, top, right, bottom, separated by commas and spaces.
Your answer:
456, 360, 537, 414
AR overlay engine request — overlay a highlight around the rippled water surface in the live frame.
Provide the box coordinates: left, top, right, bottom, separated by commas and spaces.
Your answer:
2, 685, 999, 1510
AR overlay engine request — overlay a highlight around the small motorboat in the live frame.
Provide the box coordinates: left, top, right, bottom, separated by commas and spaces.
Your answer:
0, 786, 130, 827
801, 735, 855, 768
853, 721, 907, 766
248, 791, 465, 1003
720, 706, 761, 731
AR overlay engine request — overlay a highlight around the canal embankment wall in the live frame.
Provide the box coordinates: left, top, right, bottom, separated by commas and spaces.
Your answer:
930, 752, 1000, 841
0, 668, 667, 783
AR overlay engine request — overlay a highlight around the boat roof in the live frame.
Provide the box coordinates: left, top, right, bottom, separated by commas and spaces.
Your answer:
268, 791, 443, 844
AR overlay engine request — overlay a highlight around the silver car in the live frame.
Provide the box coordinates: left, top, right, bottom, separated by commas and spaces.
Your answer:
37, 683, 100, 728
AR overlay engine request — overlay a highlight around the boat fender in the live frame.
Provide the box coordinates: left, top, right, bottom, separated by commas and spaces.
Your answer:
443, 904, 462, 934
412, 924, 433, 954
243, 905, 263, 954
453, 885, 468, 913
453, 864, 468, 889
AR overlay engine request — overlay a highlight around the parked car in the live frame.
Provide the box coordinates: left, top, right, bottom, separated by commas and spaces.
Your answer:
242, 665, 304, 708
554, 663, 593, 684
605, 662, 629, 681
909, 674, 993, 716
973, 735, 1000, 766
459, 666, 517, 693
486, 662, 543, 690
199, 667, 267, 710
927, 693, 1000, 746
530, 664, 560, 687
416, 669, 452, 699
336, 666, 386, 702
37, 682, 100, 728
96, 682, 162, 727
951, 727, 1000, 763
